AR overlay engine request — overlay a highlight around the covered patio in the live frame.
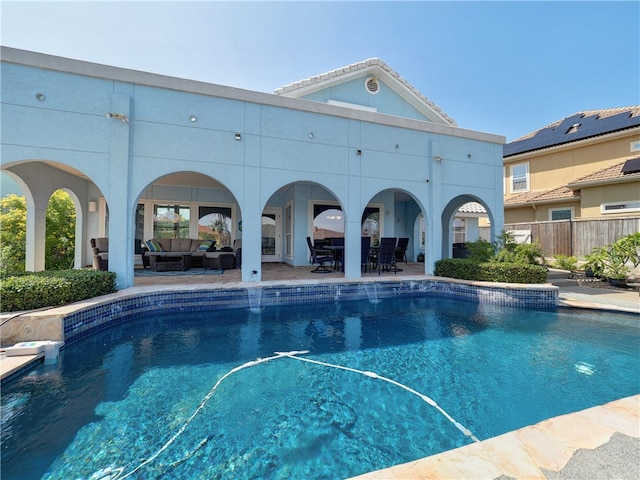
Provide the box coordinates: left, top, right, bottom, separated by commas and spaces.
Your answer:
133, 260, 427, 287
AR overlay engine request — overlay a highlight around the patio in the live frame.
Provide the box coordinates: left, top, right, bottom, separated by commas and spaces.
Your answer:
134, 261, 427, 286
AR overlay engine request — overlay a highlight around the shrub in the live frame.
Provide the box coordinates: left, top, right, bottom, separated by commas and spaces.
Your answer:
553, 254, 578, 271
583, 233, 640, 279
434, 259, 547, 284
465, 239, 495, 262
0, 270, 116, 312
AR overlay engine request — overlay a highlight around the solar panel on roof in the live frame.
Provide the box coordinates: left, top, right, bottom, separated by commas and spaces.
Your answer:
504, 109, 640, 157
622, 157, 640, 174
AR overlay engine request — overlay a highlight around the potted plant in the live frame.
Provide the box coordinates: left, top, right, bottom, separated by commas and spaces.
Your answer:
583, 247, 607, 278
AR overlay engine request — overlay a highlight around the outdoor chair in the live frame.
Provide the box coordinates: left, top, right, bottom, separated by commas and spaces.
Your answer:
377, 237, 398, 275
90, 237, 109, 271
361, 236, 372, 273
307, 236, 334, 273
395, 237, 409, 264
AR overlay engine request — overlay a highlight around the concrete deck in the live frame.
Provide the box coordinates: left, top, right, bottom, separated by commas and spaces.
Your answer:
1, 264, 638, 479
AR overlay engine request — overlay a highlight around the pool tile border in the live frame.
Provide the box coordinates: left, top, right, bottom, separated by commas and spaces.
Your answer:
61, 278, 558, 346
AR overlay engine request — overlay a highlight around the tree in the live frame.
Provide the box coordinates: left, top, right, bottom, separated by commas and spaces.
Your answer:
45, 190, 76, 270
0, 190, 76, 275
0, 194, 27, 275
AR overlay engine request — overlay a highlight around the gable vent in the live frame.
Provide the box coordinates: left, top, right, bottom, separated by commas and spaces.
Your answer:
365, 76, 380, 94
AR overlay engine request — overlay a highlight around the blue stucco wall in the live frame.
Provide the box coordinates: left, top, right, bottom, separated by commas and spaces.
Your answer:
1, 48, 505, 287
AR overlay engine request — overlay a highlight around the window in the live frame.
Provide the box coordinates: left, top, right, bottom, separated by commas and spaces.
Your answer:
418, 214, 425, 248
361, 207, 380, 246
453, 218, 466, 243
312, 203, 344, 239
154, 204, 190, 239
550, 208, 573, 221
198, 206, 232, 246
601, 201, 640, 214
510, 163, 529, 193
285, 203, 293, 258
631, 140, 640, 152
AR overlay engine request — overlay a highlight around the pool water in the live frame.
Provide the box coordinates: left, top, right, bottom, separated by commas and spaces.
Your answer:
2, 296, 639, 479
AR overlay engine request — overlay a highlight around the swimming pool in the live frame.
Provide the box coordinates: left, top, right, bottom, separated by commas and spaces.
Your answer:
2, 296, 639, 479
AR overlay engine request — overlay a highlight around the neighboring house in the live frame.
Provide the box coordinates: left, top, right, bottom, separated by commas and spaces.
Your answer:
503, 107, 640, 224
1, 49, 504, 288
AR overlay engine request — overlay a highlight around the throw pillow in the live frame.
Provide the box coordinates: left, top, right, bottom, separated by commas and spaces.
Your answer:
145, 239, 164, 252
197, 240, 214, 252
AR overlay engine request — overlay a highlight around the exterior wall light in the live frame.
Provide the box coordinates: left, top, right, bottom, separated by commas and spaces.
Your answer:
189, 115, 197, 122
234, 133, 242, 140
106, 112, 129, 123
35, 93, 46, 101
433, 155, 443, 162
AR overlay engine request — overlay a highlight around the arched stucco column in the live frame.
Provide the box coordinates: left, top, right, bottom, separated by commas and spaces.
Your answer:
106, 93, 135, 289
242, 165, 264, 282
343, 219, 361, 279
25, 201, 47, 272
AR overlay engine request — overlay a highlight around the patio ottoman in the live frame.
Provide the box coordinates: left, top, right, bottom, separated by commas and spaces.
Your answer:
203, 252, 235, 270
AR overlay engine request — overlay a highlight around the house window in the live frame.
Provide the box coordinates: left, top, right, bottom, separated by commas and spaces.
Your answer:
510, 163, 529, 193
154, 204, 190, 239
550, 208, 573, 221
198, 206, 232, 246
312, 203, 344, 239
361, 206, 380, 246
453, 218, 466, 243
601, 201, 640, 214
631, 140, 640, 152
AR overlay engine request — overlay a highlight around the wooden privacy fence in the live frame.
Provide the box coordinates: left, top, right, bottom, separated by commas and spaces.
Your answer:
504, 217, 640, 258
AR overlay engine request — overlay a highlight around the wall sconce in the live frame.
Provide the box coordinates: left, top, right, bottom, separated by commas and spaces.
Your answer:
106, 112, 129, 123
234, 133, 242, 140
88, 201, 98, 212
356, 149, 362, 155
433, 155, 443, 163
189, 115, 197, 122
308, 132, 314, 139
35, 93, 46, 101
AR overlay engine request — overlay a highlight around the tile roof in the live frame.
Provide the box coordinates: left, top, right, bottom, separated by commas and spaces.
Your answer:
458, 202, 487, 214
567, 159, 640, 187
504, 106, 640, 157
274, 58, 456, 126
504, 186, 580, 207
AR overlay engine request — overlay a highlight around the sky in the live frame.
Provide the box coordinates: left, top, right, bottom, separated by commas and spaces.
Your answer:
1, 1, 639, 143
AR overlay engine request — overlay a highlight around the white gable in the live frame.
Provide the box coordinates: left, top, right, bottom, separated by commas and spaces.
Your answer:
275, 58, 456, 126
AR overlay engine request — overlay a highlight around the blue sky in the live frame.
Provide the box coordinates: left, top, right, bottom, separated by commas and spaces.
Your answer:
1, 1, 638, 143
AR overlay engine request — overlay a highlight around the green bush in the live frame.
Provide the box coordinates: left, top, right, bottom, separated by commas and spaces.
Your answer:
435, 259, 547, 284
552, 254, 578, 271
464, 239, 495, 262
0, 270, 116, 312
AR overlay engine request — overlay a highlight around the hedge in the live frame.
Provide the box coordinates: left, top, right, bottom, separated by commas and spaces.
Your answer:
434, 258, 547, 284
0, 270, 117, 312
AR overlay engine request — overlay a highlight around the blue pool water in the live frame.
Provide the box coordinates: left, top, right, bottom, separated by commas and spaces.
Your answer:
2, 296, 639, 480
